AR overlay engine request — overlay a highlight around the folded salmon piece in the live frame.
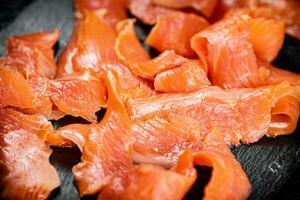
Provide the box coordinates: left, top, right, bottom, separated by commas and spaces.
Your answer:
128, 0, 178, 25
0, 130, 60, 200
3, 29, 60, 79
75, 0, 127, 28
72, 70, 132, 196
48, 70, 106, 123
0, 67, 34, 109
151, 0, 217, 18
57, 9, 118, 77
99, 131, 251, 200
212, 0, 300, 40
0, 108, 53, 141
116, 19, 187, 80
126, 82, 297, 163
99, 150, 197, 200
154, 60, 210, 93
146, 12, 209, 58
191, 13, 268, 89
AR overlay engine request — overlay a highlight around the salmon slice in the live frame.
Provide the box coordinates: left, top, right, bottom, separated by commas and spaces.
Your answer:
191, 13, 268, 88
145, 12, 209, 58
46, 123, 91, 151
72, 70, 132, 196
5, 29, 60, 79
48, 70, 106, 123
116, 19, 187, 80
0, 67, 34, 109
195, 130, 251, 200
0, 108, 53, 141
154, 60, 210, 93
99, 150, 196, 200
128, 0, 178, 25
57, 9, 118, 77
249, 17, 285, 63
151, 0, 217, 18
126, 83, 295, 152
75, 0, 127, 28
0, 130, 60, 200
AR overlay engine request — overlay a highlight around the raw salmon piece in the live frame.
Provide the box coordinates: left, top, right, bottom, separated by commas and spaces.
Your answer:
0, 108, 53, 141
72, 70, 132, 196
191, 13, 268, 88
126, 82, 295, 151
128, 0, 178, 25
194, 130, 251, 200
46, 123, 91, 151
0, 130, 60, 200
151, 0, 217, 18
0, 67, 34, 109
57, 9, 118, 77
154, 60, 210, 93
75, 0, 127, 28
146, 12, 209, 58
99, 150, 196, 200
6, 29, 60, 79
116, 19, 187, 80
48, 70, 106, 123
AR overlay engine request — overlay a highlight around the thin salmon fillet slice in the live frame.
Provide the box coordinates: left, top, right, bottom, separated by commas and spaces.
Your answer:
72, 70, 132, 196
128, 0, 178, 25
0, 67, 34, 109
116, 19, 187, 80
99, 150, 196, 200
46, 123, 91, 151
0, 130, 60, 200
0, 108, 53, 141
154, 60, 210, 93
57, 9, 118, 77
146, 12, 209, 58
126, 82, 296, 155
191, 13, 269, 89
5, 29, 60, 79
48, 70, 106, 123
151, 0, 217, 18
75, 0, 127, 28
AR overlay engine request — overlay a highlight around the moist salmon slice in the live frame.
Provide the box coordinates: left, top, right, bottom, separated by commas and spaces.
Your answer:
116, 19, 187, 80
145, 12, 209, 58
72, 70, 132, 196
75, 0, 127, 28
0, 108, 53, 141
48, 70, 106, 123
0, 67, 34, 109
151, 0, 217, 18
0, 130, 60, 200
5, 29, 60, 79
191, 13, 268, 89
154, 60, 210, 93
57, 9, 119, 77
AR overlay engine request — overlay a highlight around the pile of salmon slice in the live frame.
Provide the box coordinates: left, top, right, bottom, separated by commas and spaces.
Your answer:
1, 0, 300, 199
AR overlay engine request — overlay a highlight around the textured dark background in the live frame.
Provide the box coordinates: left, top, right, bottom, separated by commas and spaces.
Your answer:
1, 0, 300, 199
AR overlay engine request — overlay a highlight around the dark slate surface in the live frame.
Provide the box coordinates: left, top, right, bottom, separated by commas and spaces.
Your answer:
1, 0, 300, 199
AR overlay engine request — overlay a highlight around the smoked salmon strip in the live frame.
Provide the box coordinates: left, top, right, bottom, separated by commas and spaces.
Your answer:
0, 108, 53, 141
75, 0, 127, 28
146, 12, 209, 58
57, 9, 118, 77
0, 67, 34, 109
72, 70, 132, 196
48, 70, 106, 123
154, 60, 210, 93
0, 130, 60, 200
116, 19, 187, 80
151, 0, 217, 18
